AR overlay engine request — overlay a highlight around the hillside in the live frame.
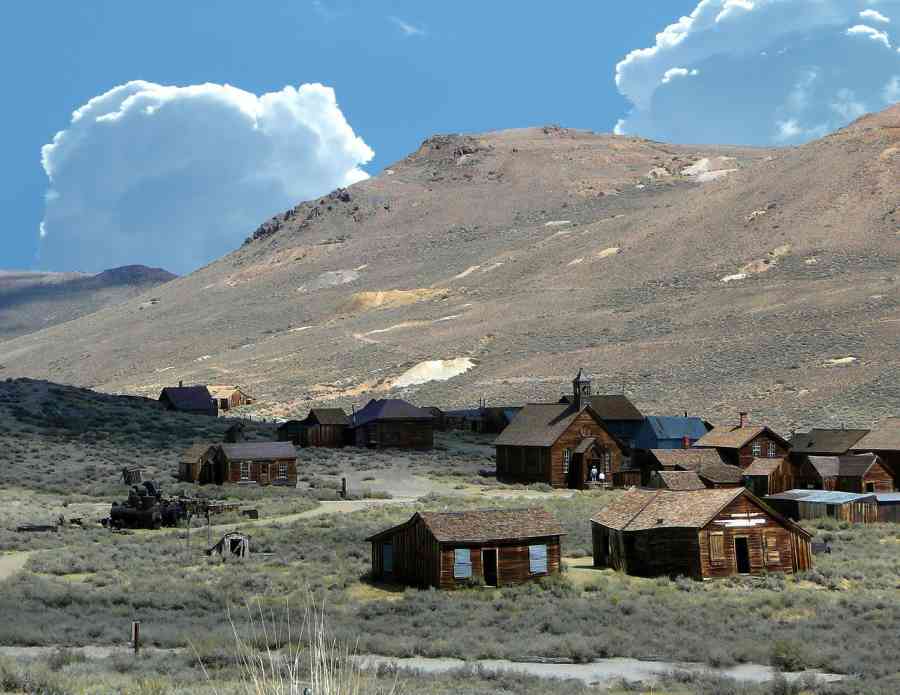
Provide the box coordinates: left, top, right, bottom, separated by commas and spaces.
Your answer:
0, 265, 176, 341
0, 107, 897, 430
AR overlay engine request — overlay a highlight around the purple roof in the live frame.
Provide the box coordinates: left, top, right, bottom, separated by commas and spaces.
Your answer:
351, 399, 433, 427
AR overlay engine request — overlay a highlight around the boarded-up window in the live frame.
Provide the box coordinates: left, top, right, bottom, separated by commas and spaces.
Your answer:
709, 532, 725, 562
765, 534, 780, 565
383, 544, 393, 573
240, 462, 251, 481
529, 544, 548, 574
453, 549, 472, 579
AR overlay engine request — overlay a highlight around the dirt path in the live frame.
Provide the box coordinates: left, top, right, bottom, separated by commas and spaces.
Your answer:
0, 551, 33, 582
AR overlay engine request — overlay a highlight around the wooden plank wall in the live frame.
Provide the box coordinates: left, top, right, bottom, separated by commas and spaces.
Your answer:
737, 435, 789, 468
437, 537, 561, 589
495, 446, 552, 485
550, 410, 624, 488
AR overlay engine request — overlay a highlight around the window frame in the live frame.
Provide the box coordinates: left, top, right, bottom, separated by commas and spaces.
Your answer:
529, 544, 549, 575
767, 441, 777, 458
278, 462, 288, 480
239, 461, 251, 481
751, 441, 762, 457
453, 548, 472, 579
563, 448, 572, 474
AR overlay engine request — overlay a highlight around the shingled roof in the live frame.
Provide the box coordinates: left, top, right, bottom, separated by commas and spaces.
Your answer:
592, 488, 810, 538
836, 453, 882, 478
743, 458, 786, 476
218, 442, 297, 461
806, 456, 840, 479
208, 385, 250, 399
648, 448, 725, 470
789, 428, 869, 455
654, 470, 706, 490
853, 418, 900, 452
696, 461, 744, 485
560, 394, 643, 420
351, 399, 433, 427
366, 508, 566, 543
694, 425, 788, 450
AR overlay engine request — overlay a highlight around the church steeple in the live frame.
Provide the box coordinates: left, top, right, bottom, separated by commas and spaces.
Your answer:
572, 368, 592, 410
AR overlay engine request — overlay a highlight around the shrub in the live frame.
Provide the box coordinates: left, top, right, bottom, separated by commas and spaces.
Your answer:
770, 639, 807, 672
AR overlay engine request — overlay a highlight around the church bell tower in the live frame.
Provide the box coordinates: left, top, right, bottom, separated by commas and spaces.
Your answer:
572, 368, 592, 410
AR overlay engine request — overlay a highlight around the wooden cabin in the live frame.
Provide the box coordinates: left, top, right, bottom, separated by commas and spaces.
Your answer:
158, 383, 217, 416
639, 448, 727, 486
278, 409, 349, 447
494, 377, 625, 489
200, 442, 297, 486
743, 457, 794, 496
349, 399, 434, 449
366, 508, 565, 589
208, 385, 254, 412
852, 417, 900, 486
803, 454, 894, 493
693, 414, 790, 468
789, 427, 870, 456
178, 442, 214, 482
591, 487, 813, 579
765, 489, 879, 524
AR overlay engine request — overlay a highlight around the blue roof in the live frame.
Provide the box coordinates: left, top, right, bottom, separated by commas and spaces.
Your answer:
633, 416, 709, 449
766, 489, 877, 504
874, 493, 900, 503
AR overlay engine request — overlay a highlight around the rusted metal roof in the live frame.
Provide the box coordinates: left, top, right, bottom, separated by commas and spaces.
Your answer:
853, 418, 900, 452
367, 508, 566, 543
789, 428, 869, 454
219, 442, 297, 461
655, 470, 706, 490
743, 458, 785, 476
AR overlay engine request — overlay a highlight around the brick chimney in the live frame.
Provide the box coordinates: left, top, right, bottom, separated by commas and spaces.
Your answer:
739, 411, 748, 428
682, 436, 691, 449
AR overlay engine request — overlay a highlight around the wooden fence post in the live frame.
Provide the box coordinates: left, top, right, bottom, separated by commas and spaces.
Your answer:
132, 620, 141, 655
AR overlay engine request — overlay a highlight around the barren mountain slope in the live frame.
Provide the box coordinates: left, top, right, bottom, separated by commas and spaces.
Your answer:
0, 108, 897, 430
0, 265, 176, 341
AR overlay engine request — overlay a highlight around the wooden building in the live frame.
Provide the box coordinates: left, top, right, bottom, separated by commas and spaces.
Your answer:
641, 449, 733, 487
445, 406, 521, 434
178, 442, 214, 482
803, 454, 894, 493
693, 415, 790, 468
495, 374, 625, 489
366, 508, 565, 589
208, 385, 254, 412
765, 489, 879, 524
277, 408, 349, 447
852, 418, 900, 486
789, 427, 870, 456
349, 399, 434, 449
158, 383, 217, 416
199, 442, 297, 486
874, 493, 900, 523
591, 487, 813, 579
743, 458, 793, 497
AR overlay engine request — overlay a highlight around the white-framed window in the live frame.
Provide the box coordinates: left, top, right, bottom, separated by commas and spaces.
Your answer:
239, 461, 251, 481
751, 441, 762, 457
767, 442, 777, 458
529, 544, 548, 574
278, 463, 288, 479
563, 449, 572, 473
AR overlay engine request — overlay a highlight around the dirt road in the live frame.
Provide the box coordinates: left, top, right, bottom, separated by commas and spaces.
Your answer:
0, 551, 33, 582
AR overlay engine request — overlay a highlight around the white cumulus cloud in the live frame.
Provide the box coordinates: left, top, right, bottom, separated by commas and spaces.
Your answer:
860, 9, 891, 23
38, 81, 373, 274
614, 1, 900, 144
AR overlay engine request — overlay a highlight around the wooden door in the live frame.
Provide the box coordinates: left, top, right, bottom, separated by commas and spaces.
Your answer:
482, 548, 498, 586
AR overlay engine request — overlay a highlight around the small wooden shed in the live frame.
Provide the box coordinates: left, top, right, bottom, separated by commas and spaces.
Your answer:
591, 487, 813, 579
349, 399, 434, 449
764, 489, 879, 524
851, 417, 900, 486
366, 508, 565, 589
278, 408, 349, 447
743, 457, 793, 496
179, 442, 214, 482
158, 384, 217, 416
208, 385, 254, 412
875, 493, 900, 523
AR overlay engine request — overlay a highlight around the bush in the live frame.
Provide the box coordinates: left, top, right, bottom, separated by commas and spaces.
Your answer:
770, 640, 807, 672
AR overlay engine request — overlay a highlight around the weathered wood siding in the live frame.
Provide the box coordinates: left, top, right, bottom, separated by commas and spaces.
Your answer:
437, 537, 562, 589
225, 458, 297, 486
354, 420, 433, 449
835, 460, 895, 493
550, 410, 623, 488
592, 523, 700, 577
767, 498, 879, 524
699, 494, 810, 576
495, 446, 553, 485
303, 424, 347, 448
370, 519, 440, 587
735, 434, 789, 468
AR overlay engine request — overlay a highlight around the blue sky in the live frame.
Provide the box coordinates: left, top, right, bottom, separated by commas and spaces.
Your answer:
1, 1, 898, 274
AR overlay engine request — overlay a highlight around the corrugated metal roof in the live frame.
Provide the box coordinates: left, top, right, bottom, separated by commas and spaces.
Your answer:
367, 508, 566, 543
789, 428, 869, 454
874, 493, 900, 503
351, 399, 433, 426
766, 489, 877, 504
852, 417, 900, 452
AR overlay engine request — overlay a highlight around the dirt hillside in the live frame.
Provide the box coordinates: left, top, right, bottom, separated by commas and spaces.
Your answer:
0, 107, 897, 430
0, 265, 176, 341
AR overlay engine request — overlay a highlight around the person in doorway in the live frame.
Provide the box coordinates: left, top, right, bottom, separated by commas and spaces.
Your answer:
590, 464, 599, 482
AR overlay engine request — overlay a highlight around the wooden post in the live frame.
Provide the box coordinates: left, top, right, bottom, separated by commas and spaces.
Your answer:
132, 620, 141, 654
341, 477, 347, 499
